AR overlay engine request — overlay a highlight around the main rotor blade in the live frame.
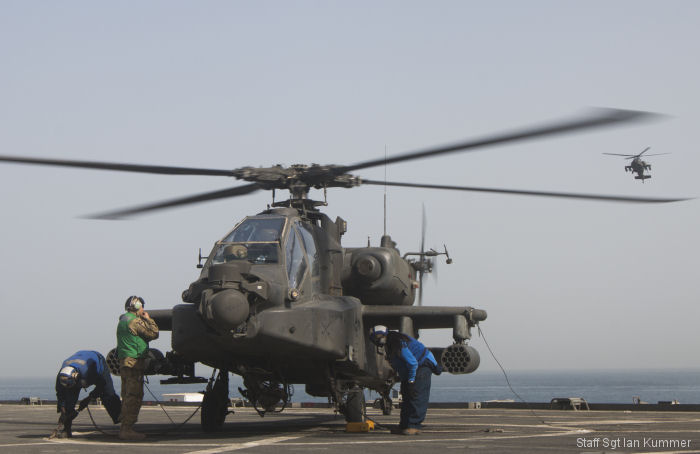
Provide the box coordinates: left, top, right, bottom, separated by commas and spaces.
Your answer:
0, 155, 235, 176
421, 203, 426, 255
602, 153, 637, 157
86, 183, 261, 219
418, 271, 424, 307
432, 257, 439, 284
638, 146, 652, 157
418, 204, 426, 307
362, 180, 691, 203
340, 108, 661, 173
640, 153, 671, 157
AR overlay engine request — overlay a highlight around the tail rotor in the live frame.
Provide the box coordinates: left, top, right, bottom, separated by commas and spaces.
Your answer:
407, 206, 452, 307
418, 204, 427, 306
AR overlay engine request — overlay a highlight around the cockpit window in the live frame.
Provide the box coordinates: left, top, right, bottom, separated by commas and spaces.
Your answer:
298, 223, 319, 278
211, 242, 280, 265
210, 217, 285, 265
221, 218, 285, 243
285, 226, 307, 289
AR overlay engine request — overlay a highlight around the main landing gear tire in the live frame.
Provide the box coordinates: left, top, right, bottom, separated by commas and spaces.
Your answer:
344, 389, 366, 423
201, 370, 229, 432
380, 396, 393, 415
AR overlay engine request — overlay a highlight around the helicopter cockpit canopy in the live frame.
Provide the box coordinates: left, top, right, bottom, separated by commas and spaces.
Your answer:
207, 216, 320, 292
210, 217, 286, 265
224, 217, 285, 242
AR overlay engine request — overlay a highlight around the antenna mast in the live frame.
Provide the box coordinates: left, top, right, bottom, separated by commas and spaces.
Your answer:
383, 144, 387, 236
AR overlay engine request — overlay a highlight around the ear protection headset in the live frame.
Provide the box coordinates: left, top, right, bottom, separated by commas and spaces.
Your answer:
125, 295, 145, 312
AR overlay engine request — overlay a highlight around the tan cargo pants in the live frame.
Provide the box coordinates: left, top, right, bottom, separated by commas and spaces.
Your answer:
119, 357, 145, 426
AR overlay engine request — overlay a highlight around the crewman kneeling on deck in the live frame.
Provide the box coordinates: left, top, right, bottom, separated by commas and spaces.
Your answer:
55, 350, 121, 438
117, 295, 159, 440
370, 325, 441, 435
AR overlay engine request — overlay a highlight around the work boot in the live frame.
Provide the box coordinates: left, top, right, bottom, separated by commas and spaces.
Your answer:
401, 428, 420, 435
62, 421, 73, 438
119, 425, 146, 441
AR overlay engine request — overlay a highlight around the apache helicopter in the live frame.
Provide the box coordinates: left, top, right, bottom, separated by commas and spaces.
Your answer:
0, 108, 688, 431
603, 146, 671, 181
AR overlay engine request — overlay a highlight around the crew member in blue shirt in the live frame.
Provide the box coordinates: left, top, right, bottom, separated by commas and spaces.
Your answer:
370, 325, 441, 435
55, 350, 121, 438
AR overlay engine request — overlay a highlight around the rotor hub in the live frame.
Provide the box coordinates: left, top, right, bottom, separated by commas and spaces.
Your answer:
230, 164, 361, 193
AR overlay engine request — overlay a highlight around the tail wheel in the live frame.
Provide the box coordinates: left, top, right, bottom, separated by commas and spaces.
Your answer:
201, 370, 229, 432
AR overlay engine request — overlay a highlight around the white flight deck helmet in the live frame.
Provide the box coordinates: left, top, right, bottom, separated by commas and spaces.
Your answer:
58, 366, 80, 388
369, 325, 388, 346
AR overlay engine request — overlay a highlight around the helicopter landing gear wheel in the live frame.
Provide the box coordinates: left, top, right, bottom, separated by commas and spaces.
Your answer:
201, 370, 229, 432
380, 395, 393, 415
343, 388, 366, 423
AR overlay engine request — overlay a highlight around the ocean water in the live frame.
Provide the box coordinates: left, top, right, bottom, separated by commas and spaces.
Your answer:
3, 368, 700, 405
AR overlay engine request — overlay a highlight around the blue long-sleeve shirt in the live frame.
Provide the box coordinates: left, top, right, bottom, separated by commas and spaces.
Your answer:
55, 351, 108, 409
387, 334, 437, 382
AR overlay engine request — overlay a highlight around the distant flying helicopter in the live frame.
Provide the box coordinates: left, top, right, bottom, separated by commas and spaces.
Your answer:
603, 147, 670, 182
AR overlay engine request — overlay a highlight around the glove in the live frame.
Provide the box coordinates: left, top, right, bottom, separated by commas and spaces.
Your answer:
67, 409, 78, 422
78, 397, 90, 412
89, 386, 102, 400
406, 382, 418, 399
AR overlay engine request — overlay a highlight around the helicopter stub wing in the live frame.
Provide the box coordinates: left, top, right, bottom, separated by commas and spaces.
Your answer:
152, 304, 488, 334
149, 309, 173, 331
362, 305, 486, 342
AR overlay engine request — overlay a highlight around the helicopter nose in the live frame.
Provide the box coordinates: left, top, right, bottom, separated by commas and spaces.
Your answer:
207, 289, 249, 331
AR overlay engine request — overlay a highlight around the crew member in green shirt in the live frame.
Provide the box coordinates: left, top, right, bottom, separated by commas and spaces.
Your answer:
116, 295, 158, 441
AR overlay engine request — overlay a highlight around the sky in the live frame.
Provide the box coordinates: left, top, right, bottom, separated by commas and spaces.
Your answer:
1, 1, 699, 378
